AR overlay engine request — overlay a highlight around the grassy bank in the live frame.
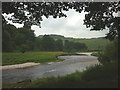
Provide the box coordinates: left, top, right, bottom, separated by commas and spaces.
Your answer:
2, 52, 66, 66
3, 62, 118, 88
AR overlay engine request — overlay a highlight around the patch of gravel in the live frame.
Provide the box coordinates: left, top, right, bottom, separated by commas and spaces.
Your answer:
0, 62, 40, 70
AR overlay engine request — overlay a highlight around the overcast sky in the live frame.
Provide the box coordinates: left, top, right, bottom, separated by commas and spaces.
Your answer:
4, 9, 109, 38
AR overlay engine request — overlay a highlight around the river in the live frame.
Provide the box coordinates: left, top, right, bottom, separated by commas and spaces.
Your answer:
2, 53, 99, 83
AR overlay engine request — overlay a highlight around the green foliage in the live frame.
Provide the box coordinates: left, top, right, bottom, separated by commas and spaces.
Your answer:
2, 23, 108, 53
98, 52, 110, 64
64, 40, 87, 53
34, 38, 42, 51
35, 36, 63, 51
2, 24, 35, 52
104, 40, 118, 62
71, 38, 109, 51
35, 35, 87, 52
41, 35, 56, 51
2, 52, 65, 65
38, 35, 109, 51
55, 39, 63, 51
2, 24, 18, 52
2, 30, 14, 52
91, 52, 99, 56
82, 63, 118, 81
3, 24, 88, 53
97, 39, 118, 64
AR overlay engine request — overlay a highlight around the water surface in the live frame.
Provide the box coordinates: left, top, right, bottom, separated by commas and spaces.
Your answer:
2, 54, 99, 82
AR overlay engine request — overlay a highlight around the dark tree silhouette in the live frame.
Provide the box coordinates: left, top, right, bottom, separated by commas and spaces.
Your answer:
41, 35, 56, 51
55, 39, 63, 51
2, 24, 35, 52
2, 2, 120, 40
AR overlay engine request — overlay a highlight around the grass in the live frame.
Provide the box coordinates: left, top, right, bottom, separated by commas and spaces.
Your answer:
2, 52, 67, 66
2, 62, 118, 88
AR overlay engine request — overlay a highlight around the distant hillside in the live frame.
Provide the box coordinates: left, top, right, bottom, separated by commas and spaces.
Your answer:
37, 34, 110, 51
65, 38, 110, 51
38, 34, 65, 39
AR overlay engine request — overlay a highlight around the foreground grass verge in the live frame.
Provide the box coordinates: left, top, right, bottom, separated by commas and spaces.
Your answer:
3, 62, 118, 88
2, 52, 66, 66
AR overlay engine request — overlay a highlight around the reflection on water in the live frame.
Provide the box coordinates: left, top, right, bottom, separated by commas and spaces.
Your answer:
2, 55, 99, 82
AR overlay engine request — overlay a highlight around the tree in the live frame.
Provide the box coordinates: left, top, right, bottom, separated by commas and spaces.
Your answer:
2, 23, 36, 52
2, 29, 13, 52
41, 35, 56, 51
15, 25, 35, 51
2, 24, 18, 52
73, 42, 87, 51
83, 2, 119, 40
98, 39, 118, 64
64, 40, 87, 52
55, 39, 63, 51
14, 33, 25, 46
2, 2, 119, 40
64, 40, 70, 52
34, 38, 42, 51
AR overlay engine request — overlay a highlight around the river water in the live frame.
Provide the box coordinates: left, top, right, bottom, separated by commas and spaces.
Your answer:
2, 54, 99, 82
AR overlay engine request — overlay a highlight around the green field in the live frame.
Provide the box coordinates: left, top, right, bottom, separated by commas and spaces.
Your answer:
2, 52, 66, 66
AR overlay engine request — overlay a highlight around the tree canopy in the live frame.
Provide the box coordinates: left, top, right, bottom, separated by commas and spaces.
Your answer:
2, 2, 120, 40
2, 24, 35, 52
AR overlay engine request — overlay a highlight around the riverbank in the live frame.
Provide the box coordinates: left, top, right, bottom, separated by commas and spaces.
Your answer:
57, 52, 94, 56
0, 62, 40, 70
77, 52, 97, 56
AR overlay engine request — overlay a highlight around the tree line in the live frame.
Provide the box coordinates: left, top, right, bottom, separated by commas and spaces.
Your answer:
2, 24, 87, 53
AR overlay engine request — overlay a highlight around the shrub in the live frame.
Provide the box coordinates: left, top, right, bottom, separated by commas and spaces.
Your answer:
98, 52, 110, 64
91, 52, 99, 57
98, 39, 118, 64
104, 40, 118, 62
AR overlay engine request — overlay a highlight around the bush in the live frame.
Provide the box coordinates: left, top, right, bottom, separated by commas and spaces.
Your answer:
97, 39, 118, 64
91, 52, 99, 57
104, 40, 118, 62
98, 52, 110, 64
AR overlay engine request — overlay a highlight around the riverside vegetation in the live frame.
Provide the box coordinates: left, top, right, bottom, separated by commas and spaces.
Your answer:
2, 39, 118, 88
